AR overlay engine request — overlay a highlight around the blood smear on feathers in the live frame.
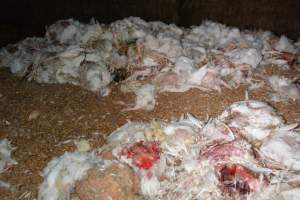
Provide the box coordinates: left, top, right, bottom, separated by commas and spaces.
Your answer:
219, 164, 262, 196
120, 141, 160, 170
201, 140, 253, 163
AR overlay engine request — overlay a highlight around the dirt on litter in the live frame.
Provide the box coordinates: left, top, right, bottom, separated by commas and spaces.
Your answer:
0, 66, 299, 200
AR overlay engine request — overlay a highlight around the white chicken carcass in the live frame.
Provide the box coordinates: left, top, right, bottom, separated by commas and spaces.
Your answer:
80, 61, 112, 96
273, 35, 297, 54
38, 152, 97, 200
268, 75, 300, 102
226, 48, 262, 69
219, 100, 284, 143
124, 84, 157, 111
260, 128, 300, 171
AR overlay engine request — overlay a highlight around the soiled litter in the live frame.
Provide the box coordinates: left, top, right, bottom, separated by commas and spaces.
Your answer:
1, 18, 299, 110
38, 100, 300, 200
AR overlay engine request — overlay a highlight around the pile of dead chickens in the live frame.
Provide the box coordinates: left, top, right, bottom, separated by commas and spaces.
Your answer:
38, 100, 300, 200
0, 18, 299, 110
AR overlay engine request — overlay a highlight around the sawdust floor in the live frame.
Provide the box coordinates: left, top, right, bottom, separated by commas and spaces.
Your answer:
0, 66, 299, 200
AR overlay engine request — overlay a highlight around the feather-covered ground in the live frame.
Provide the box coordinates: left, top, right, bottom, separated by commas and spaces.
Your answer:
0, 65, 299, 199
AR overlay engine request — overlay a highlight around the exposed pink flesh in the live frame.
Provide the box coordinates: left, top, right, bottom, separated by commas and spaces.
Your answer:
219, 164, 262, 197
201, 141, 247, 163
120, 141, 160, 170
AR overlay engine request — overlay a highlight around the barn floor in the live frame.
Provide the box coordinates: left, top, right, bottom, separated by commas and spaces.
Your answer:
0, 66, 299, 200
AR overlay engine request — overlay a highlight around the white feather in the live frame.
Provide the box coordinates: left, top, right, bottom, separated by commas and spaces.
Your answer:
0, 139, 17, 173
268, 75, 300, 101
38, 152, 96, 200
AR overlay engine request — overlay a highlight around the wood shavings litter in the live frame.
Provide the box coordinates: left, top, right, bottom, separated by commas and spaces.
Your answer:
28, 110, 41, 121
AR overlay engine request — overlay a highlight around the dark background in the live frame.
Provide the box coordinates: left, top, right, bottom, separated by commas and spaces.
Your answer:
0, 0, 300, 46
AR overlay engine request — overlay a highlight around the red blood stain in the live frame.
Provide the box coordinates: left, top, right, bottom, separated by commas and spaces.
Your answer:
121, 141, 160, 170
219, 164, 260, 197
